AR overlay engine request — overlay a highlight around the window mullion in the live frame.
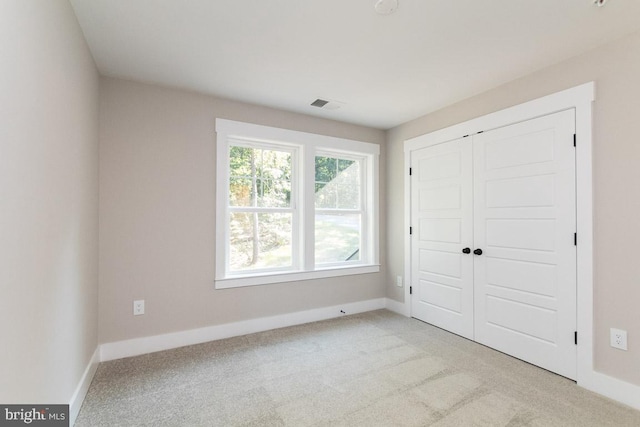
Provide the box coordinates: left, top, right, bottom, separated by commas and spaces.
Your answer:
290, 146, 300, 271
228, 207, 293, 213
360, 158, 367, 263
303, 147, 316, 271
315, 209, 363, 214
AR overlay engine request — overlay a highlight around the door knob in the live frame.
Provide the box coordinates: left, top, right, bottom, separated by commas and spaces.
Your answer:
473, 248, 483, 255
462, 247, 471, 254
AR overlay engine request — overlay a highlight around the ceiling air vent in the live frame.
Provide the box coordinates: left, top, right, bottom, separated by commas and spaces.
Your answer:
311, 99, 329, 108
310, 98, 345, 110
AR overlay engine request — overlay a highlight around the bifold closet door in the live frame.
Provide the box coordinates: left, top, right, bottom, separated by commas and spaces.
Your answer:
410, 138, 474, 340
472, 109, 577, 380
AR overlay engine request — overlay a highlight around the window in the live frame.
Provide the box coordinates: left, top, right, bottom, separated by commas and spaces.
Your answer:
228, 144, 296, 273
314, 154, 363, 265
216, 119, 379, 288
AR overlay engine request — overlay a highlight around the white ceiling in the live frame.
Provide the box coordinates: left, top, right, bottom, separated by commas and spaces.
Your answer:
70, 0, 640, 129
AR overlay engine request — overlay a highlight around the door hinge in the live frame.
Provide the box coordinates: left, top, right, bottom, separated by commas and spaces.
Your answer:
574, 233, 577, 246
409, 167, 412, 176
573, 134, 576, 147
410, 226, 413, 235
575, 331, 578, 345
410, 286, 413, 295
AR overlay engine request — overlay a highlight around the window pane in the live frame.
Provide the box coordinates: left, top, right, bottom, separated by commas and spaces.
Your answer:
257, 179, 291, 208
315, 156, 337, 183
229, 146, 253, 177
229, 212, 292, 272
315, 186, 337, 209
229, 177, 252, 206
229, 145, 291, 208
338, 158, 354, 173
336, 184, 359, 209
315, 213, 361, 264
259, 149, 292, 207
315, 156, 360, 209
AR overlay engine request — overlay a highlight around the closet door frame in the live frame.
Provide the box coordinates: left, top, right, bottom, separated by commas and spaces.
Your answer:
404, 82, 594, 387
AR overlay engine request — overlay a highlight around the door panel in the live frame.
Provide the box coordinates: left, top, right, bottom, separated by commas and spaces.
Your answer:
484, 296, 557, 343
411, 138, 474, 339
485, 174, 555, 208
485, 258, 556, 297
483, 128, 555, 170
419, 218, 461, 243
473, 109, 576, 379
419, 249, 462, 278
418, 152, 461, 180
485, 219, 555, 251
419, 186, 461, 210
419, 280, 462, 313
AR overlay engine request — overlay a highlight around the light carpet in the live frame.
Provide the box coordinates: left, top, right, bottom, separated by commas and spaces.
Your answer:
75, 310, 640, 426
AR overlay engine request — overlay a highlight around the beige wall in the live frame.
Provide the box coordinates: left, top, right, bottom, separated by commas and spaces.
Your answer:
0, 1, 99, 403
386, 30, 640, 386
99, 77, 386, 344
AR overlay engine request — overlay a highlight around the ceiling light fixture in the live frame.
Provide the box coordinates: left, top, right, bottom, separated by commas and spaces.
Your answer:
374, 0, 398, 15
593, 0, 608, 7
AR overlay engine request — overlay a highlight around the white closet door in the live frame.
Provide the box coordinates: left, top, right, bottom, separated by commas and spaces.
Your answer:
411, 138, 474, 340
473, 109, 577, 379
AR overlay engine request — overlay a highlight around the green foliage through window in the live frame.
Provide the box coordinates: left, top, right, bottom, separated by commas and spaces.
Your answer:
229, 145, 293, 271
315, 156, 360, 210
227, 144, 367, 273
229, 146, 292, 208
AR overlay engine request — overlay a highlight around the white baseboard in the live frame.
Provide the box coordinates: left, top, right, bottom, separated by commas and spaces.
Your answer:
69, 347, 99, 426
580, 370, 640, 411
385, 297, 409, 317
100, 298, 386, 362
98, 297, 640, 413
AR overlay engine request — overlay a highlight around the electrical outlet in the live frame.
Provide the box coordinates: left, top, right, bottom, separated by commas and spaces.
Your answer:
610, 328, 627, 350
133, 300, 145, 316
396, 275, 403, 287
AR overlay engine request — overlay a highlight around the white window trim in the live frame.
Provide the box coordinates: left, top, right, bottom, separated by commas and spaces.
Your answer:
215, 119, 380, 289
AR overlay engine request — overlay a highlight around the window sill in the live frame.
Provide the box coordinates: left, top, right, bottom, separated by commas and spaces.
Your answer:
215, 264, 381, 289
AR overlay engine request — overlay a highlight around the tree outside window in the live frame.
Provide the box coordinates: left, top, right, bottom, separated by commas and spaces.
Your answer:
228, 145, 293, 272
